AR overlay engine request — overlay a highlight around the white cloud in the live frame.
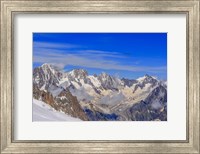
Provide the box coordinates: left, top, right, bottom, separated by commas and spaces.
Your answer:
81, 50, 127, 58
33, 52, 166, 73
33, 41, 166, 73
33, 41, 79, 50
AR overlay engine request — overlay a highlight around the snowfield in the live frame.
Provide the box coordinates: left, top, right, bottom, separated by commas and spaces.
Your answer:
33, 99, 81, 121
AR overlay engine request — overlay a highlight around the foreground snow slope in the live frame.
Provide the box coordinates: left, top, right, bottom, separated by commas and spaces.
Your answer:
33, 99, 81, 121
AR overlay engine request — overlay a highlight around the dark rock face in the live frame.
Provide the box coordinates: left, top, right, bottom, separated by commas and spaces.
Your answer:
84, 108, 119, 121
144, 85, 167, 107
133, 75, 159, 93
68, 69, 88, 80
33, 85, 88, 121
128, 85, 167, 121
55, 90, 88, 120
121, 78, 137, 87
33, 63, 63, 90
33, 84, 55, 108
97, 73, 121, 90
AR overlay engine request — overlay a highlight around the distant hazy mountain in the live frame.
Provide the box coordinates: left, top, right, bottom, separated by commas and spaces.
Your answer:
33, 63, 167, 121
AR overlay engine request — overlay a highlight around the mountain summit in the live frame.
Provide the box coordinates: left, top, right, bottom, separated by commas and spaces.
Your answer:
33, 63, 167, 121
67, 69, 88, 79
33, 63, 63, 90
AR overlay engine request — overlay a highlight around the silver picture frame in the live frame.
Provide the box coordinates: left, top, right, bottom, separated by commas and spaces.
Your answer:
0, 0, 199, 153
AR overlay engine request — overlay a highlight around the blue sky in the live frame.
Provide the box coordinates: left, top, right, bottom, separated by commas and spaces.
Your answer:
33, 33, 167, 80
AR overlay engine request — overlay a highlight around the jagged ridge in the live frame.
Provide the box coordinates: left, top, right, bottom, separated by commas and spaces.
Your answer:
33, 63, 167, 121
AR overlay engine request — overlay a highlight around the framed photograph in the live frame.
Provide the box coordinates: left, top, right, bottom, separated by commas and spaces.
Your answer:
0, 0, 199, 153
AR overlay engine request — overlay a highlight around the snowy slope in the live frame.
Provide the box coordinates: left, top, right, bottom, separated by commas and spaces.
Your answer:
33, 99, 81, 121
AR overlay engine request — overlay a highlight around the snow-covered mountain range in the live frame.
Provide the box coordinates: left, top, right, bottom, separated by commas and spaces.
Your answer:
33, 63, 167, 121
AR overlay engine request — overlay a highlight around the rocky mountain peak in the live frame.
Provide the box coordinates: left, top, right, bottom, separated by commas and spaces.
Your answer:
97, 73, 122, 90
33, 63, 167, 121
121, 78, 137, 87
41, 63, 62, 74
137, 74, 157, 84
33, 63, 63, 90
68, 69, 88, 79
41, 63, 51, 68
99, 72, 109, 78
144, 74, 151, 77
